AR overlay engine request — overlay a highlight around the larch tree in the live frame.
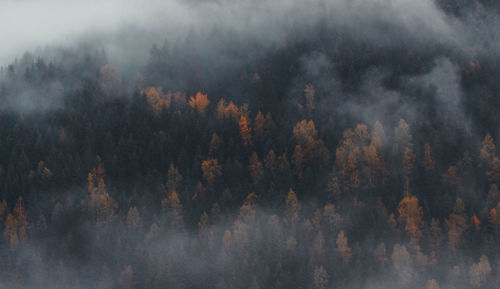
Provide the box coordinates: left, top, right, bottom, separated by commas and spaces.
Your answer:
486, 156, 500, 184
394, 118, 412, 152
336, 230, 352, 263
285, 188, 301, 228
248, 152, 264, 186
313, 266, 329, 289
397, 195, 424, 243
239, 115, 252, 147
486, 184, 500, 209
445, 198, 469, 250
166, 163, 183, 194
423, 143, 435, 171
88, 158, 117, 226
126, 206, 142, 230
4, 197, 29, 251
188, 91, 210, 117
480, 133, 495, 163
304, 84, 316, 114
201, 158, 222, 184
403, 146, 416, 178
253, 111, 266, 138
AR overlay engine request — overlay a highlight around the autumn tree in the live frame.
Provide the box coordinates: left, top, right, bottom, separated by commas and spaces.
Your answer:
486, 156, 500, 184
202, 158, 222, 184
248, 152, 264, 186
88, 157, 117, 226
394, 118, 412, 152
322, 203, 343, 234
239, 115, 252, 147
285, 188, 301, 228
403, 146, 416, 178
166, 163, 183, 193
188, 91, 210, 116
397, 195, 424, 243
126, 206, 142, 230
486, 184, 500, 209
445, 198, 469, 250
336, 123, 385, 191
336, 230, 352, 263
161, 190, 184, 231
423, 143, 435, 171
480, 133, 495, 163
313, 266, 329, 289
253, 111, 266, 138
4, 197, 29, 251
304, 84, 315, 114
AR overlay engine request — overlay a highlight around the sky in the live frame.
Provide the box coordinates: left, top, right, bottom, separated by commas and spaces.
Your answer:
0, 0, 462, 66
0, 0, 193, 65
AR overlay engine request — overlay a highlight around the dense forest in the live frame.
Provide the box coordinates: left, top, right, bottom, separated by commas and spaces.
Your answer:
1, 0, 500, 288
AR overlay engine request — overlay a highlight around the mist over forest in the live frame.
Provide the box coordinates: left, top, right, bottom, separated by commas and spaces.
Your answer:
2, 0, 500, 288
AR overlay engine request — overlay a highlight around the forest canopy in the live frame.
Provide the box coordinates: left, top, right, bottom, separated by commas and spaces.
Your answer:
1, 0, 500, 288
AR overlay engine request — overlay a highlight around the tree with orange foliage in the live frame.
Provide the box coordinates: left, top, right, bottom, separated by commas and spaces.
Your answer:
442, 166, 460, 187
87, 157, 117, 226
239, 115, 252, 147
225, 101, 240, 120
480, 133, 495, 163
403, 146, 416, 178
285, 188, 301, 228
4, 197, 29, 251
486, 156, 500, 184
445, 198, 469, 250
336, 230, 352, 263
143, 87, 172, 114
489, 203, 500, 234
293, 120, 318, 147
397, 195, 424, 243
248, 152, 264, 186
253, 111, 265, 137
471, 215, 480, 231
188, 91, 210, 116
304, 84, 315, 114
423, 143, 435, 171
201, 158, 222, 184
